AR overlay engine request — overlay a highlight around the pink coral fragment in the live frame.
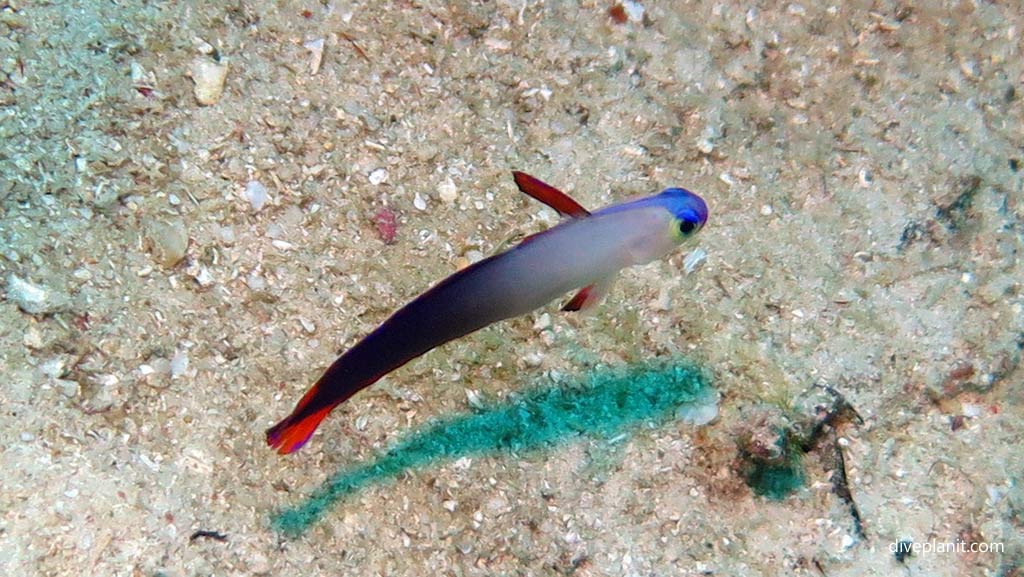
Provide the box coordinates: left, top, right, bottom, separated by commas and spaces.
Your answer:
373, 208, 398, 244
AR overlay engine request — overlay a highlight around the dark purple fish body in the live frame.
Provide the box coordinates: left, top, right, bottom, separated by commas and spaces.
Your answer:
267, 174, 708, 454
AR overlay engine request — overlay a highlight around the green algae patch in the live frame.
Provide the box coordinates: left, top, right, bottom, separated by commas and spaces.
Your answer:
736, 422, 807, 501
272, 358, 715, 537
741, 454, 806, 500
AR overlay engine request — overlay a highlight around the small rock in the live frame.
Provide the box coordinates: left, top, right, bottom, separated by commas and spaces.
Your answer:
540, 331, 555, 346
438, 177, 458, 203
245, 273, 266, 291
485, 495, 509, 515
88, 374, 119, 413
0, 10, 27, 29
959, 58, 979, 79
533, 313, 551, 331
858, 168, 873, 187
247, 552, 270, 575
697, 122, 720, 154
190, 57, 229, 106
147, 220, 189, 268
244, 180, 268, 212
6, 274, 69, 314
170, 350, 189, 378
130, 61, 154, 85
39, 356, 67, 378
622, 143, 647, 157
151, 358, 172, 376
654, 287, 672, 311
484, 37, 511, 51
523, 352, 543, 367
219, 226, 237, 244
961, 403, 983, 418
265, 223, 286, 240
23, 326, 44, 349
192, 266, 214, 287
55, 379, 79, 399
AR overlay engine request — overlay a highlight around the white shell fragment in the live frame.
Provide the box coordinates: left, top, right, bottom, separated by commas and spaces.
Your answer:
193, 38, 216, 55
190, 57, 229, 106
683, 247, 707, 275
623, 0, 645, 22
465, 389, 484, 409
676, 390, 720, 426
191, 265, 214, 287
304, 38, 325, 75
413, 192, 427, 211
368, 168, 388, 185
6, 274, 69, 314
299, 317, 316, 334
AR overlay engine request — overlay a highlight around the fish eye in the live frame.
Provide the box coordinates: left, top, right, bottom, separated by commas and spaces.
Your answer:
679, 219, 698, 235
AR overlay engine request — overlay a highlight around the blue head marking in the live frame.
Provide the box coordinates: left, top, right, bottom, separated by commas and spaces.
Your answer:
659, 187, 709, 233
591, 187, 708, 236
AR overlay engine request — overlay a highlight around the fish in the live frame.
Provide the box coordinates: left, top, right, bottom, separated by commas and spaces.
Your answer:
267, 171, 709, 454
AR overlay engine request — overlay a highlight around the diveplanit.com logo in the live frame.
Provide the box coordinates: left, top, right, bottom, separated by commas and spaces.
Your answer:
890, 538, 1004, 560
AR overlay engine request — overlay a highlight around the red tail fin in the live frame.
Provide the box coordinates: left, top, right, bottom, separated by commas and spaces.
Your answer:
266, 405, 332, 454
266, 382, 336, 454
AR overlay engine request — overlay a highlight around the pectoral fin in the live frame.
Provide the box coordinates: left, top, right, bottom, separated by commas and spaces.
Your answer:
512, 171, 591, 218
562, 275, 616, 312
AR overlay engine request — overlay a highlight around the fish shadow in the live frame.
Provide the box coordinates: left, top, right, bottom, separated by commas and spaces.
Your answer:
271, 358, 714, 537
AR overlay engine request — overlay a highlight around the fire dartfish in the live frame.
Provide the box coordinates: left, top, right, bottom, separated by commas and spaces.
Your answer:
267, 172, 709, 454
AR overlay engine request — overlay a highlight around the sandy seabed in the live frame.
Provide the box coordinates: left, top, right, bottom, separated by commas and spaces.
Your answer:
1, 1, 1022, 575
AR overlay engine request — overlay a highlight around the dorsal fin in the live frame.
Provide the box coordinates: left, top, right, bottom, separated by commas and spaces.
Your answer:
512, 171, 591, 218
